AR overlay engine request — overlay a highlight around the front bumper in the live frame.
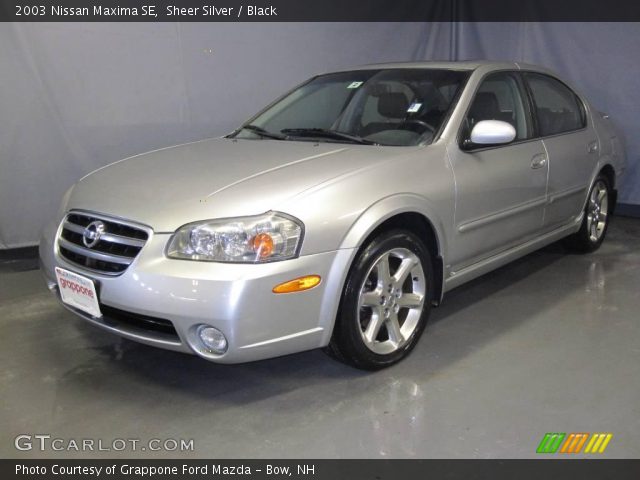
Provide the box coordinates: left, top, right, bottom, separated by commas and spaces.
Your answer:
40, 219, 354, 363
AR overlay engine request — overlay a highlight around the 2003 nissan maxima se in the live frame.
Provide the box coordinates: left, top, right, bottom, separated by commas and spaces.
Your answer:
40, 61, 625, 369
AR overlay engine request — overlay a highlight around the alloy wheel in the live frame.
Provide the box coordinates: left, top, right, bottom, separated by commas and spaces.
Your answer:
587, 180, 609, 242
357, 248, 426, 355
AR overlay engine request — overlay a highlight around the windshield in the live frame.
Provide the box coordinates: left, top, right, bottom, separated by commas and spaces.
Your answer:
232, 69, 470, 146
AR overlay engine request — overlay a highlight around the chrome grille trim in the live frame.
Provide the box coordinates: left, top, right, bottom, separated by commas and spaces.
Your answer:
62, 221, 146, 248
58, 237, 134, 265
56, 211, 151, 276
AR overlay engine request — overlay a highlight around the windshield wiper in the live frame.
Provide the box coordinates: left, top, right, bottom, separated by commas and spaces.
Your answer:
280, 128, 376, 145
239, 124, 287, 140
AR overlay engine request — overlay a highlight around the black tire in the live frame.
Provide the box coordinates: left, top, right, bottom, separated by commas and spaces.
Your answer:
325, 230, 434, 370
564, 174, 612, 253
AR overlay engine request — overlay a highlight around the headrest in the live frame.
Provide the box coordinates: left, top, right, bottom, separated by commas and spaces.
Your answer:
378, 92, 409, 119
470, 92, 500, 120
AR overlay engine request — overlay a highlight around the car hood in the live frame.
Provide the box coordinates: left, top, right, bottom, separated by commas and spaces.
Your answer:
67, 137, 412, 232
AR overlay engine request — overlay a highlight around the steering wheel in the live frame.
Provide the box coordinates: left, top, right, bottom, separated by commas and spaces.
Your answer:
398, 119, 436, 134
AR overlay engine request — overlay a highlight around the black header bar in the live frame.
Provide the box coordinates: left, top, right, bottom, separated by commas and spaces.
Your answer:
2, 0, 640, 22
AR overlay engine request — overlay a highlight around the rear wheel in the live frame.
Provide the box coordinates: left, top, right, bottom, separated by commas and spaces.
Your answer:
564, 175, 611, 253
326, 230, 434, 370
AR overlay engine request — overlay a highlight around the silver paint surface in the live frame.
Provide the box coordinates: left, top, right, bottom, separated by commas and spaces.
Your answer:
39, 62, 626, 362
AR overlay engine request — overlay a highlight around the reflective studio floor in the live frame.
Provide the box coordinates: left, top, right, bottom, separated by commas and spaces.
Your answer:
1, 217, 639, 459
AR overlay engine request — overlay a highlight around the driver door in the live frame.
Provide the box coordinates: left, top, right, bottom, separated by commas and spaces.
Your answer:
447, 71, 548, 271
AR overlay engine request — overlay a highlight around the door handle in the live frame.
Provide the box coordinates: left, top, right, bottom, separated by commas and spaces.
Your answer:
531, 154, 547, 169
587, 141, 599, 154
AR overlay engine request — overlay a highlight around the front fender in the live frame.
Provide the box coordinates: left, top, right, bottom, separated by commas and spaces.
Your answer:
333, 193, 450, 308
315, 194, 449, 346
338, 193, 448, 260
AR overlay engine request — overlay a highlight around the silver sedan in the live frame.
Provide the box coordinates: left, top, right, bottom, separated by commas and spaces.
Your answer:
40, 61, 625, 369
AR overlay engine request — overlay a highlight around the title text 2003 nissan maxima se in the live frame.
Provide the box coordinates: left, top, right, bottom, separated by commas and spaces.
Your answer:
40, 61, 625, 369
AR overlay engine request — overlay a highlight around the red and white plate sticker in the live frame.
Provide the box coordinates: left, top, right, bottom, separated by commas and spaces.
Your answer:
55, 267, 102, 318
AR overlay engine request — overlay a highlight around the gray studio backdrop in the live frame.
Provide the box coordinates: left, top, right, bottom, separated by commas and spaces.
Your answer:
1, 22, 639, 249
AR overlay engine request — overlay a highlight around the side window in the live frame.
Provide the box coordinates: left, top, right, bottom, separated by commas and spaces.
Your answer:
525, 73, 586, 136
465, 72, 532, 142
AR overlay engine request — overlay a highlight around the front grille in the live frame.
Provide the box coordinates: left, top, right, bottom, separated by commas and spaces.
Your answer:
57, 212, 149, 275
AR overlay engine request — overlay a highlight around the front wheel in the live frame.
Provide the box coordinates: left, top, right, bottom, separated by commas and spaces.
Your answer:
326, 230, 434, 370
564, 175, 611, 253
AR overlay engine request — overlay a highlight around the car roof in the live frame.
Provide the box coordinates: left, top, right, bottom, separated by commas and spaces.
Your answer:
325, 60, 585, 100
328, 60, 546, 73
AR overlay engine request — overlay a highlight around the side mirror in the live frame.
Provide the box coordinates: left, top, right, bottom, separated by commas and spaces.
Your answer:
468, 120, 516, 146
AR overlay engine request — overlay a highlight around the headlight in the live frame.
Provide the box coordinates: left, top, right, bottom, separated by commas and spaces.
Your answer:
166, 212, 303, 263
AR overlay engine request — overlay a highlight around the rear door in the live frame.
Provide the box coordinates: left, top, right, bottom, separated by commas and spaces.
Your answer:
447, 71, 548, 271
523, 72, 599, 229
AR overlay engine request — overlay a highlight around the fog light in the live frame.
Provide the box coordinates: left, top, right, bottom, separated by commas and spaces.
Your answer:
197, 325, 228, 354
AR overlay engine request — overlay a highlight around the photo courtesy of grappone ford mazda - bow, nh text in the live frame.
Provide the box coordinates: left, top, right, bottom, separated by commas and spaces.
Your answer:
39, 61, 625, 370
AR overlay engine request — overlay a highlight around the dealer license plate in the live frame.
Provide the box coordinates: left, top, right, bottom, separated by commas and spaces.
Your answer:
55, 267, 102, 318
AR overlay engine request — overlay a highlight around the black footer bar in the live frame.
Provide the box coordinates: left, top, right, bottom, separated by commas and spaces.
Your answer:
4, 459, 640, 480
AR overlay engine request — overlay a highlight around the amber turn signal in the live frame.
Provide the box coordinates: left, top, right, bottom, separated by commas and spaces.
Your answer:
252, 233, 275, 259
272, 275, 321, 294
